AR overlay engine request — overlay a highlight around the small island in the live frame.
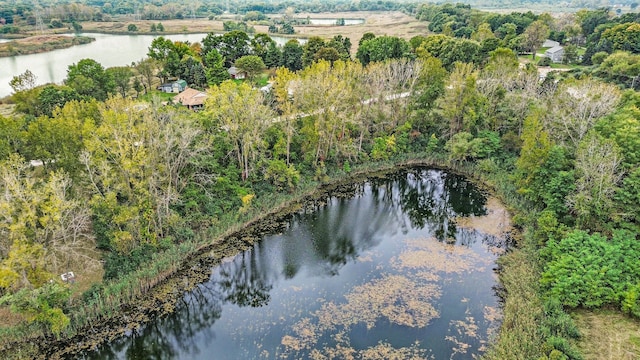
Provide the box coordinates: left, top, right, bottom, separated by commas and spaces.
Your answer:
0, 35, 94, 57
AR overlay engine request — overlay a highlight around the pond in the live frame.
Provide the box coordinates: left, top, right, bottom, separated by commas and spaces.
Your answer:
83, 168, 508, 359
0, 32, 303, 98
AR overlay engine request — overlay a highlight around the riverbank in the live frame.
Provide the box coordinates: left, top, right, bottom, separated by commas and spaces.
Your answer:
0, 35, 94, 57
0, 155, 518, 359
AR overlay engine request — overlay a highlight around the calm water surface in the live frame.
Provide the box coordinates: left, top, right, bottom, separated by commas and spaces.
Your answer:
86, 169, 505, 359
0, 33, 302, 98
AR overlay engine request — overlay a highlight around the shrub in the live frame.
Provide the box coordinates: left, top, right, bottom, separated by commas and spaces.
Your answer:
538, 56, 552, 66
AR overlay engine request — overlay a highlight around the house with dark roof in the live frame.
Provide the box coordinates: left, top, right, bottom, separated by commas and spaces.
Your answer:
174, 87, 208, 111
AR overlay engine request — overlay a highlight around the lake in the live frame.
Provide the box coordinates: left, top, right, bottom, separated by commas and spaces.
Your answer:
82, 168, 508, 359
0, 32, 303, 98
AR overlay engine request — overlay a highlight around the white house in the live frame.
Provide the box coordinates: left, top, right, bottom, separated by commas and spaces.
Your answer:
227, 66, 246, 80
544, 46, 565, 63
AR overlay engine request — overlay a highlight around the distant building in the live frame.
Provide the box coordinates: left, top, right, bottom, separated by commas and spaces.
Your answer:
228, 66, 247, 80
259, 82, 273, 93
158, 79, 188, 93
174, 87, 208, 111
545, 46, 565, 63
542, 39, 560, 48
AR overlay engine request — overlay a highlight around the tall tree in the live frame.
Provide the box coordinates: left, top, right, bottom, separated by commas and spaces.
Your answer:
522, 20, 550, 60
437, 62, 486, 137
282, 39, 303, 71
264, 41, 283, 68
203, 49, 230, 86
570, 133, 623, 229
202, 30, 252, 67
65, 58, 114, 101
204, 82, 273, 180
251, 33, 275, 62
356, 36, 412, 66
135, 58, 159, 94
547, 78, 621, 147
107, 66, 133, 98
302, 36, 326, 67
234, 55, 266, 83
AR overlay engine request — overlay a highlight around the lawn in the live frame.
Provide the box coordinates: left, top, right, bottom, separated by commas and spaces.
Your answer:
137, 90, 176, 102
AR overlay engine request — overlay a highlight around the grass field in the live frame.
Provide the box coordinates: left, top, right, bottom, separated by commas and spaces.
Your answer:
573, 309, 640, 360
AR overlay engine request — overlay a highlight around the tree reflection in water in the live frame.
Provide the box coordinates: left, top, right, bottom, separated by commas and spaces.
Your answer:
87, 168, 495, 359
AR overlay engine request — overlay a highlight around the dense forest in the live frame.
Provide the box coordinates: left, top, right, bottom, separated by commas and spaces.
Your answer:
2, 3, 640, 359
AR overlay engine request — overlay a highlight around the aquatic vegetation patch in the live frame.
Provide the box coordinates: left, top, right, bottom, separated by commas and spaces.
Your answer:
281, 274, 442, 357
453, 197, 512, 240
305, 331, 430, 360
392, 237, 491, 274
446, 316, 480, 358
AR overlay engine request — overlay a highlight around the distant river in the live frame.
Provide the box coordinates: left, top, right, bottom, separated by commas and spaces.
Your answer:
0, 32, 303, 98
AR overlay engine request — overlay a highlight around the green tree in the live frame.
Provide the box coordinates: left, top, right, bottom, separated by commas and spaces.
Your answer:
0, 154, 95, 289
264, 41, 282, 68
328, 35, 352, 61
600, 22, 640, 54
204, 81, 273, 180
302, 36, 326, 67
82, 98, 201, 254
251, 33, 275, 62
522, 20, 550, 60
135, 58, 159, 93
234, 55, 266, 83
107, 66, 133, 97
0, 282, 71, 335
9, 69, 37, 93
264, 159, 300, 192
282, 39, 303, 71
204, 49, 230, 86
202, 30, 252, 67
281, 23, 294, 35
65, 58, 114, 101
596, 51, 640, 89
127, 23, 138, 32
0, 116, 24, 160
356, 36, 412, 66
437, 62, 486, 137
35, 85, 81, 118
178, 56, 207, 89
314, 47, 340, 63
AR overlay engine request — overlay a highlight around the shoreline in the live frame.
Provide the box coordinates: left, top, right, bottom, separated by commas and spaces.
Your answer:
0, 35, 94, 58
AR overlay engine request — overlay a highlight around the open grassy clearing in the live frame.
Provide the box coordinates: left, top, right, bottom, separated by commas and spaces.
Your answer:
573, 309, 640, 360
0, 104, 15, 116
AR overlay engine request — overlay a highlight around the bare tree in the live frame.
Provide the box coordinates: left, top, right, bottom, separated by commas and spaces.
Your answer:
546, 78, 621, 147
568, 133, 624, 228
